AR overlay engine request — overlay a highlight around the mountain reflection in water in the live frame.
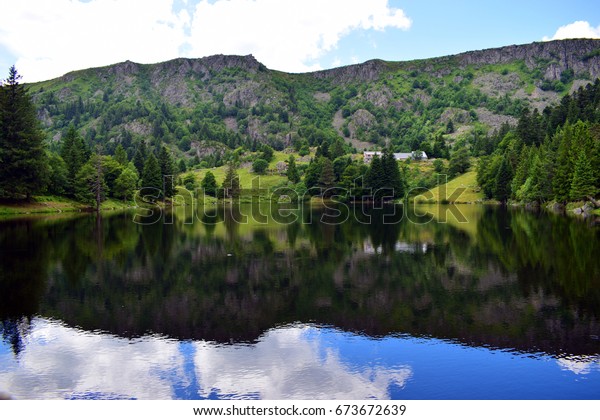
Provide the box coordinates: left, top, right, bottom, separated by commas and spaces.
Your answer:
1, 204, 599, 399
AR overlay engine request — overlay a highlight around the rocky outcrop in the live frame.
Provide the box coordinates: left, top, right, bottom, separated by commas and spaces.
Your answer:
312, 59, 387, 83
454, 39, 600, 79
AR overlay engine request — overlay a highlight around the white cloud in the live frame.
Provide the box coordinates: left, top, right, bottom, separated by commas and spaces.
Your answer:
543, 21, 600, 41
193, 325, 412, 399
0, 318, 183, 399
0, 319, 411, 400
557, 355, 600, 375
0, 0, 189, 82
0, 0, 411, 82
187, 0, 411, 73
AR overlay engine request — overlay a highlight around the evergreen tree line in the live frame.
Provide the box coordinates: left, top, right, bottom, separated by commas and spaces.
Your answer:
51, 125, 179, 209
0, 65, 179, 209
477, 80, 600, 204
302, 148, 406, 201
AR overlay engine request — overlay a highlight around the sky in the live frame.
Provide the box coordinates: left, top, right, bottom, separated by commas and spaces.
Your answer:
0, 0, 599, 83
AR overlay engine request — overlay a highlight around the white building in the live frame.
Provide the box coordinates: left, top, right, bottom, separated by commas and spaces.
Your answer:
363, 151, 428, 164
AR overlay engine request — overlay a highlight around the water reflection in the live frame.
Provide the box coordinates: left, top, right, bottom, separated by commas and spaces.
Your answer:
1, 319, 599, 400
0, 204, 599, 399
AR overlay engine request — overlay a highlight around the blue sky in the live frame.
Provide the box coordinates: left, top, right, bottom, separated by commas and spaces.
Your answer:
0, 0, 599, 83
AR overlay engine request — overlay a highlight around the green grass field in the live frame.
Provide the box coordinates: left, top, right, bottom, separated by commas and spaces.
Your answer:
0, 195, 86, 215
415, 171, 485, 203
188, 162, 291, 192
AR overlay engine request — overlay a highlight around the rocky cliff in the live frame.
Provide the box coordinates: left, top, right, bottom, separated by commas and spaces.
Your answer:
29, 39, 600, 158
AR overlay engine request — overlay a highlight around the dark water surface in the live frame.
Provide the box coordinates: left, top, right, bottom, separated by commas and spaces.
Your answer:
1, 204, 599, 399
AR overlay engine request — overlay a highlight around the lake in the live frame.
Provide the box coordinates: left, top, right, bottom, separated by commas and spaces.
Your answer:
1, 203, 599, 399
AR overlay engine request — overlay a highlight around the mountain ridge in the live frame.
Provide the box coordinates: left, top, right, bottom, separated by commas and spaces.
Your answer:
27, 38, 600, 161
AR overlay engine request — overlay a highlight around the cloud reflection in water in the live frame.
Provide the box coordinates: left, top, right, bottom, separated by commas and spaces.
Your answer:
0, 319, 410, 400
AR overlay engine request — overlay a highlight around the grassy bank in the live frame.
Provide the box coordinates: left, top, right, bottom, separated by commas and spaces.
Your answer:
413, 171, 486, 204
0, 195, 86, 215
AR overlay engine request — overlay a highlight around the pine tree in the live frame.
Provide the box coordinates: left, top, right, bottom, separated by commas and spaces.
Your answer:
553, 124, 575, 202
177, 159, 187, 174
493, 156, 512, 204
304, 157, 323, 191
75, 154, 107, 211
570, 150, 597, 201
448, 146, 471, 177
286, 155, 300, 183
510, 146, 531, 200
382, 149, 404, 199
221, 165, 240, 199
141, 153, 162, 194
158, 145, 175, 198
318, 157, 335, 196
365, 154, 384, 198
201, 171, 217, 197
0, 66, 48, 198
113, 143, 128, 166
60, 125, 88, 196
133, 140, 147, 175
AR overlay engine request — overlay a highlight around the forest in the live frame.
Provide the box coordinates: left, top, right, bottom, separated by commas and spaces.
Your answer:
1, 62, 599, 211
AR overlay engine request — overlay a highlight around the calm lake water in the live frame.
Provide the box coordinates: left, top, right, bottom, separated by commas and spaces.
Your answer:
1, 203, 599, 400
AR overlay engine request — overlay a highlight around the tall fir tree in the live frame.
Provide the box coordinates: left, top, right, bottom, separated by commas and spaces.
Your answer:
493, 156, 512, 204
141, 153, 162, 195
133, 140, 147, 176
75, 154, 107, 211
158, 145, 175, 198
382, 149, 404, 199
304, 157, 323, 191
113, 143, 128, 166
60, 125, 89, 196
510, 146, 531, 199
365, 154, 384, 198
201, 171, 217, 197
0, 66, 47, 198
286, 155, 300, 184
318, 157, 335, 196
221, 164, 240, 199
552, 124, 575, 202
570, 150, 597, 201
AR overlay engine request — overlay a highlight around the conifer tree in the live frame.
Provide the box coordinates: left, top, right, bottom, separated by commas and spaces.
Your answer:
158, 145, 175, 198
221, 164, 240, 199
113, 143, 128, 166
510, 146, 531, 199
60, 125, 88, 196
201, 171, 217, 197
318, 157, 335, 196
304, 158, 323, 191
0, 66, 47, 198
493, 156, 512, 203
286, 155, 300, 183
75, 154, 107, 211
382, 149, 404, 199
141, 153, 162, 194
552, 124, 575, 202
133, 141, 147, 175
570, 150, 597, 201
366, 154, 384, 196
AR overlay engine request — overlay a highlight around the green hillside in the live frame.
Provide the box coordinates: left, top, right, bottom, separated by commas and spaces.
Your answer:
27, 39, 600, 169
415, 170, 485, 203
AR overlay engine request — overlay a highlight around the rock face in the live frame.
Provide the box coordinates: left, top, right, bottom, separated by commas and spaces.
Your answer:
313, 59, 386, 83
454, 39, 600, 80
29, 39, 600, 152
